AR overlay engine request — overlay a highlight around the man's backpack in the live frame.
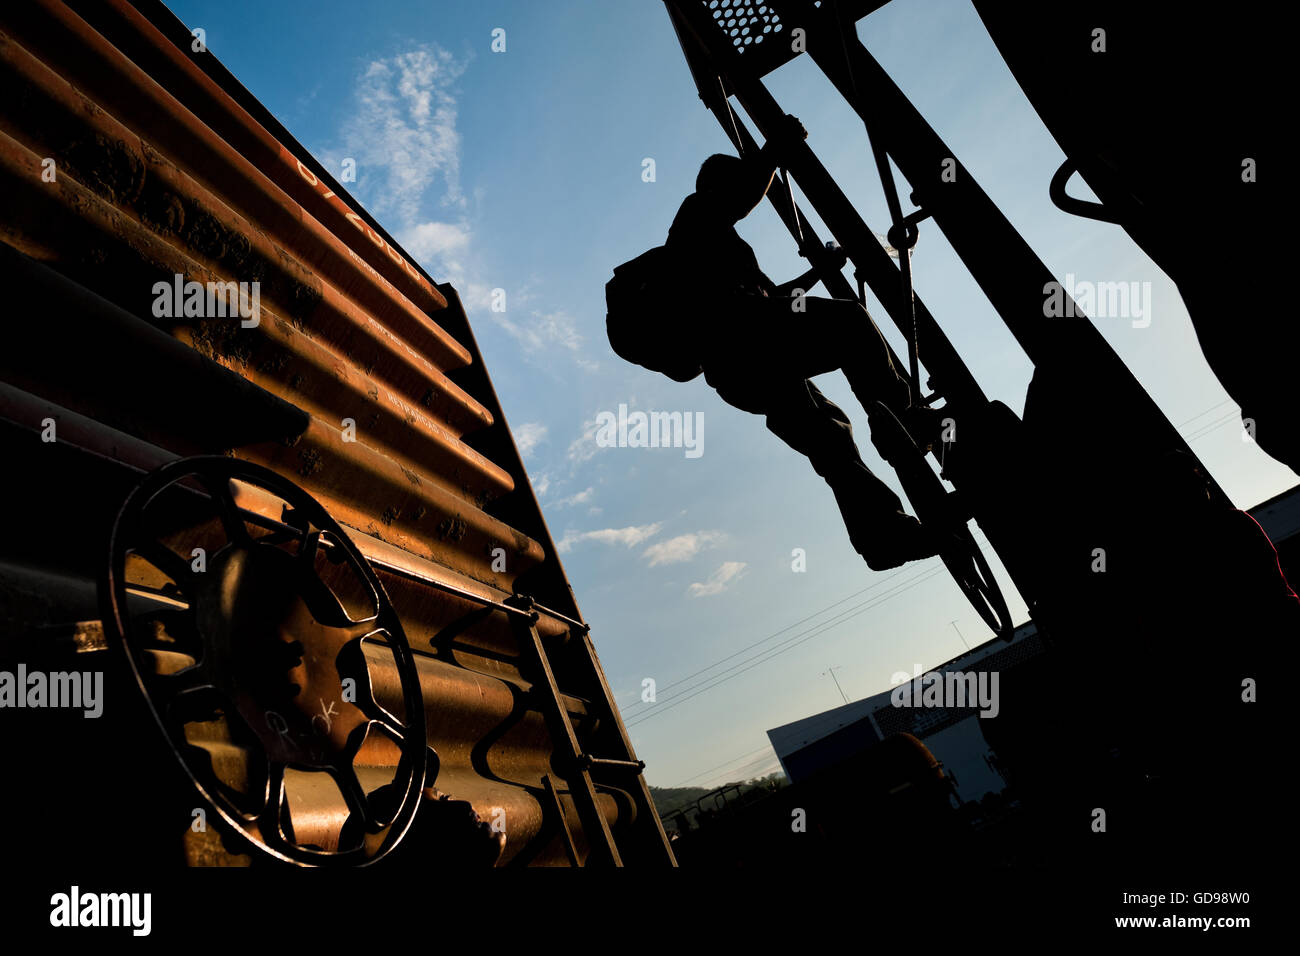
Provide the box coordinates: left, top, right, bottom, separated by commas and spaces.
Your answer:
605, 246, 703, 383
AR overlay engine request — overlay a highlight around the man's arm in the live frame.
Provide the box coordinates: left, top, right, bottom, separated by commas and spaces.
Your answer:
772, 267, 822, 299
772, 245, 850, 298
715, 115, 808, 226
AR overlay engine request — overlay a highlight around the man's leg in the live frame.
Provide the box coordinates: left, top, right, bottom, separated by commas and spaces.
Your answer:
729, 292, 948, 454
755, 294, 912, 412
707, 366, 937, 570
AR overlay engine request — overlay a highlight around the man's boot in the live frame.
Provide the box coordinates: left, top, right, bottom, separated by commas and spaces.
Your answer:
825, 463, 941, 571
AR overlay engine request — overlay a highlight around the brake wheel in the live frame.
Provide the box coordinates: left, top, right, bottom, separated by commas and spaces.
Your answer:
100, 456, 430, 866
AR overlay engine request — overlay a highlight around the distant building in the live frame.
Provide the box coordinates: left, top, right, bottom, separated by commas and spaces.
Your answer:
768, 622, 1044, 803
1248, 482, 1300, 583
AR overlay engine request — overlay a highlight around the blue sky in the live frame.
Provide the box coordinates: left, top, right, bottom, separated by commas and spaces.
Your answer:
168, 0, 1296, 790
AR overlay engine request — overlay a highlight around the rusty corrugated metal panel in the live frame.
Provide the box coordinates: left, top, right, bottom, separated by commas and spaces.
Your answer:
7, 0, 458, 359
0, 0, 675, 867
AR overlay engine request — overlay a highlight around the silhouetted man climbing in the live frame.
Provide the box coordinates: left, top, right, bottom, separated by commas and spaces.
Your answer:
659, 119, 939, 570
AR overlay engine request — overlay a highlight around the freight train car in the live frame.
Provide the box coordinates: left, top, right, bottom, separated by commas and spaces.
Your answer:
0, 0, 674, 868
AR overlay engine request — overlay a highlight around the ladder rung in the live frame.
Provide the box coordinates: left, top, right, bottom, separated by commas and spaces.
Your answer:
558, 691, 591, 718
582, 755, 646, 773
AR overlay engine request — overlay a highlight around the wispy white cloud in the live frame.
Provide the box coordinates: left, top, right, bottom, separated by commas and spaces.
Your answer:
568, 416, 603, 465
330, 43, 598, 376
400, 219, 498, 312
402, 219, 470, 261
340, 46, 467, 224
688, 561, 748, 597
643, 531, 725, 567
490, 308, 587, 362
552, 487, 595, 509
515, 422, 548, 459
556, 523, 662, 555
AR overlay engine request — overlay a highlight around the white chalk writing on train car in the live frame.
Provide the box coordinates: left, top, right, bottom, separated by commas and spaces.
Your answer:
291, 154, 429, 291
312, 698, 338, 735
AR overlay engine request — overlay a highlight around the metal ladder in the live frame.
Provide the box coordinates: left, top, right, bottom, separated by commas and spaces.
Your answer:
507, 594, 677, 867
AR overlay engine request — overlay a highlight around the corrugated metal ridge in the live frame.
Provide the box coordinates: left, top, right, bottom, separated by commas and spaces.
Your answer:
65, 0, 453, 324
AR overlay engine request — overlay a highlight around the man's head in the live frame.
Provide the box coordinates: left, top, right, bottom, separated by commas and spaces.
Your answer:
695, 153, 775, 222
696, 153, 745, 195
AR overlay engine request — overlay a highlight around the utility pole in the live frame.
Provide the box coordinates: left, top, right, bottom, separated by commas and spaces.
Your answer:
821, 665, 849, 705
950, 620, 971, 653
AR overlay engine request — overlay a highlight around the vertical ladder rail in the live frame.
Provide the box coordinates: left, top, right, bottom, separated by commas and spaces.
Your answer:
572, 626, 678, 866
510, 595, 678, 867
541, 774, 581, 867
511, 604, 623, 866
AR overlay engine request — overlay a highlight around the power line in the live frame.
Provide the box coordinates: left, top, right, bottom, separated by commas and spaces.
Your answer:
644, 536, 1009, 786
666, 744, 775, 789
628, 525, 1000, 727
635, 538, 1005, 791
822, 664, 849, 704
618, 560, 922, 714
1185, 410, 1243, 443
1175, 399, 1234, 429
680, 753, 785, 791
676, 752, 784, 790
626, 563, 948, 728
710, 753, 784, 784
626, 561, 942, 721
625, 556, 947, 715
